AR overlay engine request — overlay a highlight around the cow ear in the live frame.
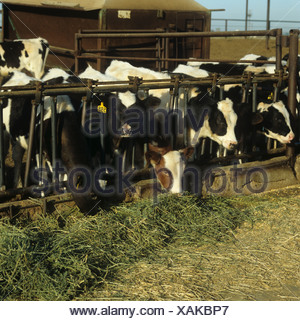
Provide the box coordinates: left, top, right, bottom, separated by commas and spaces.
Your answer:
252, 113, 264, 125
145, 150, 162, 166
180, 146, 195, 159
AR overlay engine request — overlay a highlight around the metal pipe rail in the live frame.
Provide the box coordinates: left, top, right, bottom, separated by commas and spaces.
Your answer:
0, 72, 289, 99
75, 29, 280, 39
74, 28, 283, 73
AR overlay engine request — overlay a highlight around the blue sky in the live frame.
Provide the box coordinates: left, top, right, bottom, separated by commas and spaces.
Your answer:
196, 0, 300, 32
197, 0, 300, 20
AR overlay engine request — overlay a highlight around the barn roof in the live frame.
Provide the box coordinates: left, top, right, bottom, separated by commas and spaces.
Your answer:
2, 0, 209, 11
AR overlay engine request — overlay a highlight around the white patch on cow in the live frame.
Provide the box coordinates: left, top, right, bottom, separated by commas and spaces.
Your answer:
16, 135, 29, 150
238, 54, 261, 64
262, 56, 276, 74
42, 95, 75, 121
223, 83, 241, 91
257, 100, 295, 143
106, 60, 169, 80
161, 150, 185, 194
79, 64, 136, 108
244, 65, 265, 74
187, 59, 218, 67
42, 68, 71, 83
172, 64, 210, 78
105, 60, 170, 106
2, 70, 36, 87
79, 64, 116, 82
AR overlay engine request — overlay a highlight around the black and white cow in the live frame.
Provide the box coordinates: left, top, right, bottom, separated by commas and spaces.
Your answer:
186, 53, 288, 77
104, 61, 240, 193
106, 60, 239, 150
0, 38, 49, 79
253, 101, 295, 144
175, 63, 296, 147
1, 71, 98, 215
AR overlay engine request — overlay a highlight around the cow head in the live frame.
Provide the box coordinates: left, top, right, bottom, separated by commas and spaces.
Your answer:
254, 101, 295, 144
207, 98, 238, 150
145, 146, 194, 194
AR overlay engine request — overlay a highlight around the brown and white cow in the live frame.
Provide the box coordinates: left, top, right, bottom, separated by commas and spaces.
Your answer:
145, 147, 194, 194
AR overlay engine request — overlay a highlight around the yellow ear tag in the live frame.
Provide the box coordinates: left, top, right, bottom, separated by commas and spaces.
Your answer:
97, 102, 107, 113
267, 92, 273, 100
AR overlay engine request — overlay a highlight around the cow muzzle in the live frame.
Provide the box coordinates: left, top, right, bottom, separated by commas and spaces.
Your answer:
284, 132, 295, 144
224, 140, 238, 150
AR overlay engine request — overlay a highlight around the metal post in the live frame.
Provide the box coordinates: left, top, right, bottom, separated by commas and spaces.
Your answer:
245, 0, 249, 32
74, 33, 79, 75
24, 100, 37, 187
286, 29, 299, 160
252, 81, 257, 112
0, 103, 5, 190
50, 97, 57, 184
275, 28, 282, 71
38, 99, 44, 172
184, 87, 189, 147
266, 0, 271, 31
266, 0, 271, 49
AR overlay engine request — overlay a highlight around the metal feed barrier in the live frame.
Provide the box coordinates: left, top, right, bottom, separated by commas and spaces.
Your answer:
0, 28, 298, 204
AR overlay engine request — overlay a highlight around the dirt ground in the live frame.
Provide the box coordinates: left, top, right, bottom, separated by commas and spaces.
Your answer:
209, 37, 294, 60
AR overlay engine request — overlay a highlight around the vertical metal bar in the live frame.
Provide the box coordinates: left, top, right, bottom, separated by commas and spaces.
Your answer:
275, 28, 282, 71
165, 30, 170, 70
184, 87, 189, 147
252, 82, 257, 112
24, 100, 37, 187
161, 35, 166, 70
286, 29, 299, 160
74, 33, 79, 75
143, 89, 149, 167
50, 97, 57, 184
38, 99, 44, 172
0, 103, 5, 190
156, 37, 161, 72
219, 85, 224, 100
245, 0, 249, 32
81, 97, 87, 128
251, 81, 258, 152
266, 0, 271, 49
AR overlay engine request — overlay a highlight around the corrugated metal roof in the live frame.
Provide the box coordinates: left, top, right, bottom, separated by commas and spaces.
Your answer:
2, 0, 208, 11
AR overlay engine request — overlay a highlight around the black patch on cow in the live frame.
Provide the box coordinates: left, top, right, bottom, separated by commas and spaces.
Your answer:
66, 75, 82, 83
260, 106, 290, 136
0, 98, 9, 109
252, 55, 268, 66
43, 76, 64, 86
209, 108, 227, 136
39, 39, 49, 64
8, 97, 32, 141
25, 50, 29, 58
198, 63, 248, 76
188, 94, 228, 136
0, 41, 25, 68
